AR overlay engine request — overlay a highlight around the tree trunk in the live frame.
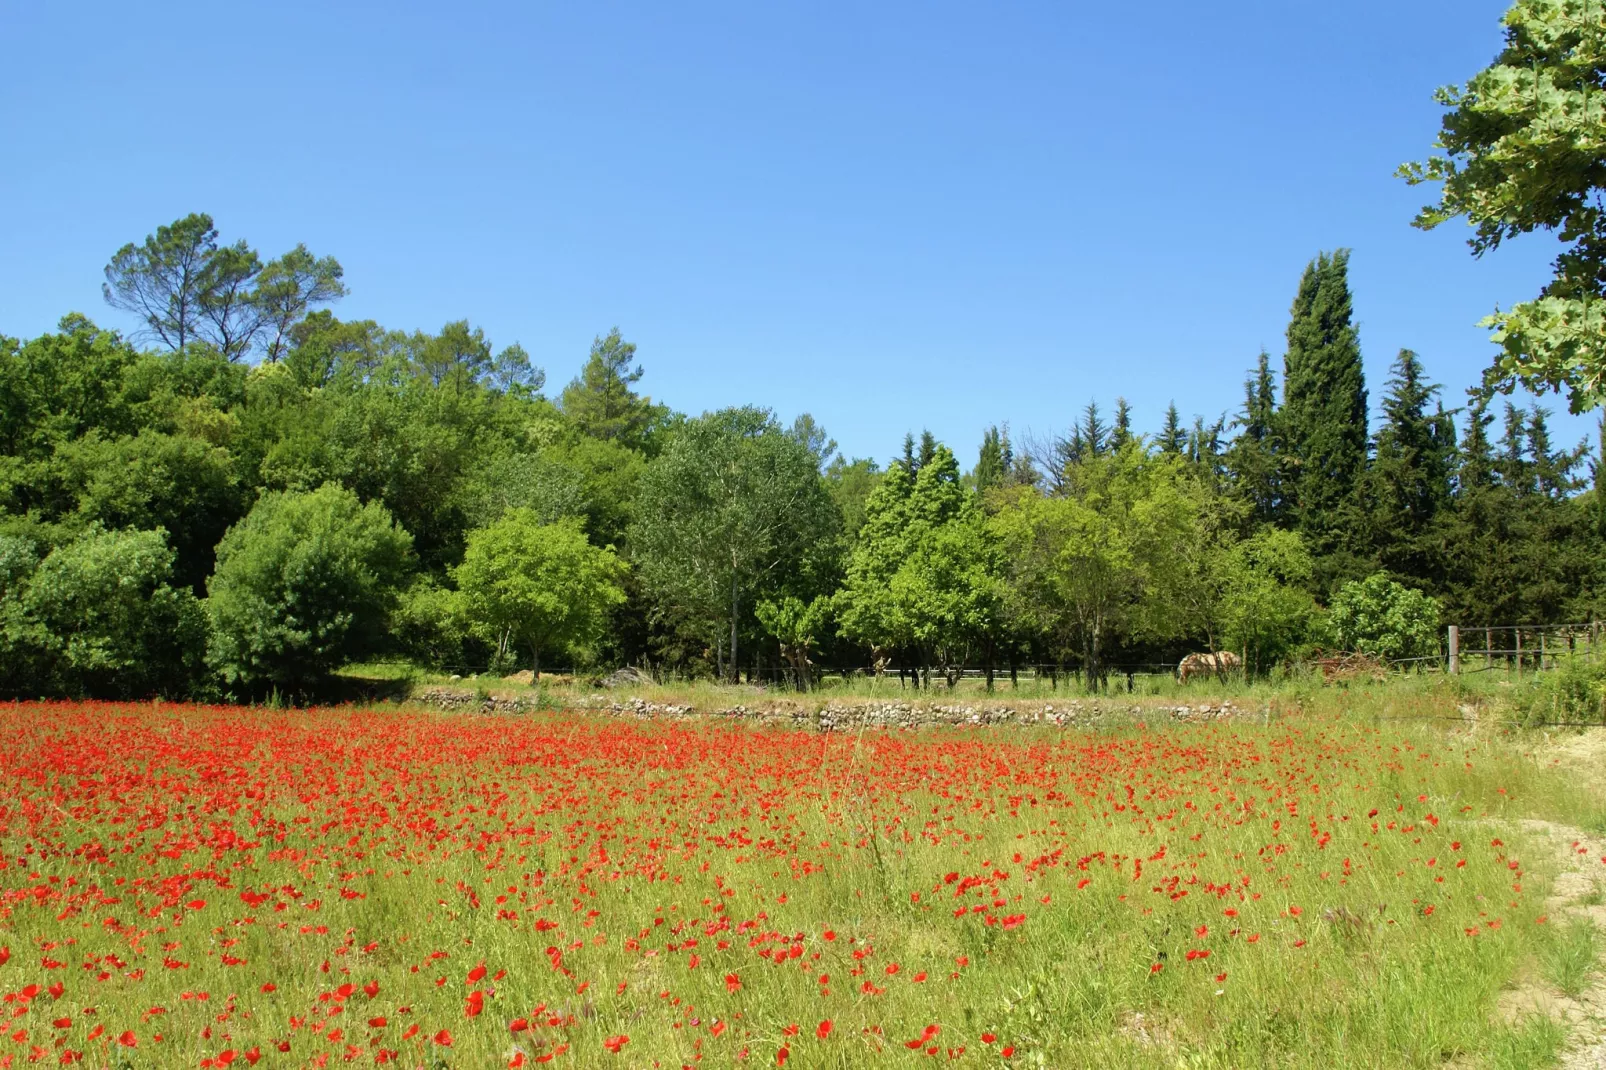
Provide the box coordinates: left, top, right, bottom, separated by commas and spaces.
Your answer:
531, 644, 541, 679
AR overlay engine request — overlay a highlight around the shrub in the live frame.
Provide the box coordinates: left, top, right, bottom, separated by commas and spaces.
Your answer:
1525, 656, 1606, 725
18, 528, 207, 697
207, 483, 412, 694
1330, 573, 1441, 663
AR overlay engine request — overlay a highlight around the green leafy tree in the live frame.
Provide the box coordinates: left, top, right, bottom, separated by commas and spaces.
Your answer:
788, 413, 838, 470
1281, 250, 1369, 557
0, 535, 50, 696
22, 528, 208, 698
755, 595, 832, 689
207, 484, 413, 694
455, 450, 590, 532
838, 444, 1001, 683
454, 512, 626, 674
1218, 528, 1320, 676
392, 577, 473, 670
1330, 573, 1442, 662
1400, 0, 1606, 412
60, 430, 245, 592
631, 407, 838, 681
989, 446, 1196, 689
824, 456, 882, 538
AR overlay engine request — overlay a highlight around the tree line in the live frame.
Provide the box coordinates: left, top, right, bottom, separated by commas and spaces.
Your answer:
1, 213, 1601, 699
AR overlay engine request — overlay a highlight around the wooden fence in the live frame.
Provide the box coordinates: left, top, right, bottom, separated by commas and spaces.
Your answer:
1446, 622, 1603, 675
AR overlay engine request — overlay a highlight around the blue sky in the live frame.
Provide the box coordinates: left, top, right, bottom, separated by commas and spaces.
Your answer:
2, 0, 1597, 465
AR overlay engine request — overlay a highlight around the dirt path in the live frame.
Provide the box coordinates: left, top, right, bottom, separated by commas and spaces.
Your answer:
1503, 729, 1606, 1067
1495, 819, 1606, 1067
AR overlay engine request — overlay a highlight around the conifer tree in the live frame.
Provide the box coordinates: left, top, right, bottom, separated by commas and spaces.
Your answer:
1281, 251, 1368, 554
1080, 402, 1108, 459
1226, 351, 1283, 525
1363, 350, 1454, 582
1111, 398, 1134, 451
1158, 403, 1186, 456
974, 426, 1006, 496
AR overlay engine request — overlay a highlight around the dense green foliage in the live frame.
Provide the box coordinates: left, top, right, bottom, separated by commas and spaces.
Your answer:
0, 212, 1602, 698
1402, 0, 1606, 413
206, 484, 413, 694
453, 512, 626, 674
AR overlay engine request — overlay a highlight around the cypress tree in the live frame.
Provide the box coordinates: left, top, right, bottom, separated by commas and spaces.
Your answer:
974, 426, 1005, 495
1281, 251, 1368, 553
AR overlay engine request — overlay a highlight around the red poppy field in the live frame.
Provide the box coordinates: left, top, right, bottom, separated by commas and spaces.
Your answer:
0, 702, 1588, 1068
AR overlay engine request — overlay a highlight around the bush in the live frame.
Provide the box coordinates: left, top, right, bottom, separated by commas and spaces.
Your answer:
207, 483, 412, 695
6, 528, 208, 698
1329, 573, 1442, 663
392, 577, 473, 670
1525, 657, 1606, 725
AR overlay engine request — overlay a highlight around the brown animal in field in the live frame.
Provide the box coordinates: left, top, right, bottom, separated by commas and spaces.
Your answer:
1177, 651, 1242, 684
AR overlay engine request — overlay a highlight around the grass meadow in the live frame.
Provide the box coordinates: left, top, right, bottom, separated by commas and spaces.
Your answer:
0, 693, 1602, 1067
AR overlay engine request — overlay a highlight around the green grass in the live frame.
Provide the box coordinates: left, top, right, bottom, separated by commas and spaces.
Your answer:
1541, 918, 1599, 999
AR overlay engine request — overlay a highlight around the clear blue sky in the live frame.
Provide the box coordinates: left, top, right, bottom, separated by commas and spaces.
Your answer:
2, 0, 1597, 464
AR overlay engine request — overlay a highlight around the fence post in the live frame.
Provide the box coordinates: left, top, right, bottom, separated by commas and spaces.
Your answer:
1448, 625, 1460, 675
1516, 630, 1523, 678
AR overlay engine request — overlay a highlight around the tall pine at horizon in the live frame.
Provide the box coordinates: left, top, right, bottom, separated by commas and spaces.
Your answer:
1280, 250, 1368, 587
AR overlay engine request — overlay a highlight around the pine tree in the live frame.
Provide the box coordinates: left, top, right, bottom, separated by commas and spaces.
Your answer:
1370, 350, 1452, 527
1225, 351, 1282, 524
1281, 251, 1368, 552
1080, 402, 1108, 459
560, 328, 661, 448
1498, 405, 1531, 493
1525, 406, 1588, 501
1158, 403, 1186, 456
1187, 415, 1225, 477
1111, 398, 1134, 451
1458, 403, 1496, 494
1364, 349, 1454, 582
